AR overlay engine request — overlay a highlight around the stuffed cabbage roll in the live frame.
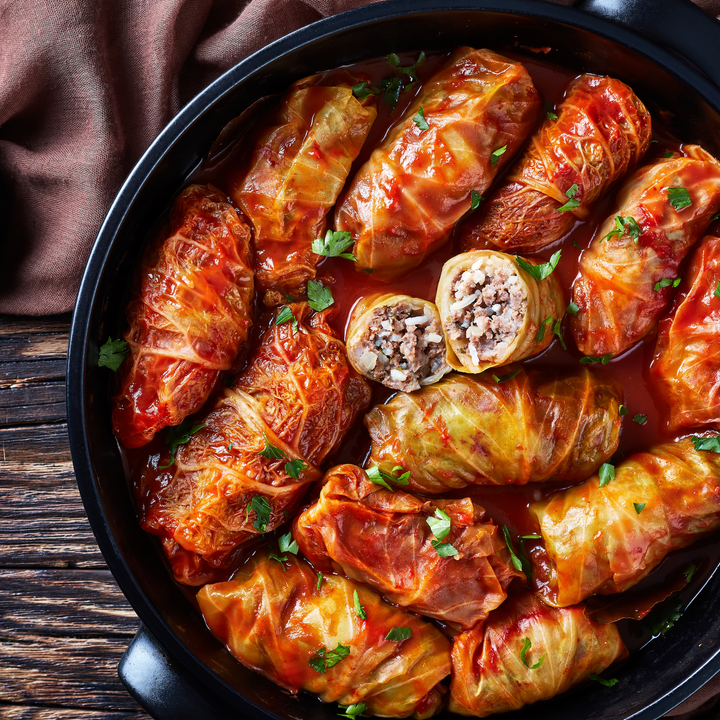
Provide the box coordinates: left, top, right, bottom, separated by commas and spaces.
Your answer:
197, 556, 451, 719
366, 368, 622, 494
335, 47, 540, 279
449, 593, 627, 717
138, 303, 371, 585
531, 438, 720, 607
346, 293, 450, 391
571, 145, 720, 357
651, 235, 720, 430
460, 74, 651, 252
112, 184, 254, 448
435, 251, 565, 373
233, 77, 376, 297
293, 465, 523, 629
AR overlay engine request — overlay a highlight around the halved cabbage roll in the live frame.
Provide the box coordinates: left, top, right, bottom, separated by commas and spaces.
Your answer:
460, 74, 651, 252
571, 145, 720, 357
346, 293, 450, 391
113, 184, 254, 448
435, 251, 565, 373
335, 47, 540, 279
197, 555, 451, 719
232, 77, 376, 297
651, 235, 720, 430
449, 593, 627, 717
366, 368, 622, 494
530, 438, 720, 607
137, 304, 371, 585
293, 465, 523, 629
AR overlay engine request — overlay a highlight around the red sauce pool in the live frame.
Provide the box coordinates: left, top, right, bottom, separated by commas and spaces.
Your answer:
124, 50, 720, 658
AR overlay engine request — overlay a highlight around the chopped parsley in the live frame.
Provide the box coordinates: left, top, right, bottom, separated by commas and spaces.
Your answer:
536, 316, 553, 343
351, 82, 372, 100
572, 238, 582, 250
691, 435, 720, 453
633, 502, 646, 514
579, 354, 613, 365
619, 405, 629, 416
426, 508, 452, 541
684, 563, 698, 583
712, 212, 720, 222
258, 433, 285, 460
246, 495, 271, 532
715, 281, 720, 298
307, 280, 334, 312
546, 111, 558, 120
312, 229, 356, 261
654, 277, 681, 291
470, 189, 483, 210
375, 75, 403, 109
492, 368, 521, 383
98, 337, 129, 371
665, 186, 693, 211
600, 216, 641, 243
552, 318, 567, 350
502, 525, 523, 572
566, 301, 579, 317
516, 250, 561, 281
308, 643, 351, 673
431, 540, 459, 556
647, 598, 683, 636
284, 458, 307, 479
590, 673, 619, 687
275, 305, 298, 334
520, 637, 545, 670
338, 703, 368, 719
386, 627, 412, 641
366, 464, 411, 491
598, 462, 615, 487
387, 51, 426, 81
279, 532, 299, 555
634, 414, 648, 425
490, 145, 507, 167
556, 183, 580, 213
413, 107, 429, 131
158, 418, 206, 469
521, 534, 542, 540
353, 590, 367, 620
664, 151, 674, 158
317, 572, 324, 590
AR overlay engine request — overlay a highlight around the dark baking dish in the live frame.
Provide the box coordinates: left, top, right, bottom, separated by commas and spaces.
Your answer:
66, 1, 720, 718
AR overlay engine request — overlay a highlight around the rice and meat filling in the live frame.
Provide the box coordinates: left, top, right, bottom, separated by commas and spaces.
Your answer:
356, 302, 447, 391
447, 256, 527, 366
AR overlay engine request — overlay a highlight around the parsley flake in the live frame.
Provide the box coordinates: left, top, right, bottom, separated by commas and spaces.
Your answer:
552, 318, 567, 350
353, 590, 367, 620
258, 433, 285, 460
691, 435, 720, 453
521, 534, 542, 540
536, 316, 553, 343
375, 75, 403, 109
386, 627, 412, 641
366, 464, 410, 491
714, 281, 720, 299
619, 404, 629, 416
431, 540, 459, 557
579, 354, 613, 365
600, 216, 641, 243
666, 186, 693, 211
648, 599, 683, 636
307, 279, 334, 312
598, 462, 615, 487
338, 703, 368, 719
387, 51, 425, 82
520, 637, 545, 670
566, 301, 579, 317
556, 183, 581, 213
279, 532, 299, 555
634, 414, 648, 425
572, 238, 582, 250
664, 151, 674, 158
633, 502, 646, 514
159, 419, 206, 469
98, 337, 129, 371
312, 230, 356, 261
590, 673, 619, 687
308, 643, 351, 673
317, 572, 324, 590
654, 277, 681, 291
492, 368, 521, 383
470, 189, 483, 210
490, 145, 507, 167
284, 458, 307, 479
413, 107, 429, 131
502, 525, 523, 572
515, 250, 561, 281
246, 495, 271, 532
275, 306, 298, 334
268, 552, 288, 566
426, 508, 452, 541
546, 111, 558, 120
684, 563, 698, 583
351, 82, 372, 100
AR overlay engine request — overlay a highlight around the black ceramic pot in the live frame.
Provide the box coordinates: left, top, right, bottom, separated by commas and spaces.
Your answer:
66, 1, 720, 718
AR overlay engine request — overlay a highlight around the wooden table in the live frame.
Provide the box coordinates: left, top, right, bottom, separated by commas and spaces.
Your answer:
0, 315, 149, 720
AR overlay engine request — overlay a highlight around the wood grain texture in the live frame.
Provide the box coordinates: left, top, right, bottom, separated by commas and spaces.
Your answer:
0, 705, 147, 720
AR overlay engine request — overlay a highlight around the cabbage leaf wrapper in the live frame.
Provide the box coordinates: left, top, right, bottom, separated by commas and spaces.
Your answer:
448, 593, 627, 717
137, 304, 371, 585
345, 293, 450, 392
460, 74, 651, 252
530, 438, 720, 607
197, 555, 451, 719
293, 464, 523, 629
651, 235, 720, 430
335, 47, 540, 280
112, 184, 254, 448
232, 76, 376, 297
435, 251, 565, 373
366, 368, 622, 494
571, 145, 720, 356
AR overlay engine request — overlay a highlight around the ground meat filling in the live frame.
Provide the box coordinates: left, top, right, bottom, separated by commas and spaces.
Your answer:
356, 302, 447, 391
447, 257, 527, 367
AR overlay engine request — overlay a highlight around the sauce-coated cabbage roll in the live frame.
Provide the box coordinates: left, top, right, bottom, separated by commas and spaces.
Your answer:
335, 47, 540, 279
436, 251, 565, 373
233, 77, 376, 297
449, 593, 627, 717
138, 304, 371, 585
460, 74, 651, 252
113, 184, 254, 448
651, 235, 720, 430
197, 556, 451, 719
366, 368, 622, 494
293, 465, 523, 629
346, 293, 450, 391
571, 145, 720, 357
531, 438, 720, 607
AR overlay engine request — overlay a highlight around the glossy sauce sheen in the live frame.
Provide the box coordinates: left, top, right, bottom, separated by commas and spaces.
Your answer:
129, 50, 720, 658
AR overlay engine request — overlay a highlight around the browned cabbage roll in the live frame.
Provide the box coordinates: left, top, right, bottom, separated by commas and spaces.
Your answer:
460, 74, 651, 252
449, 594, 627, 717
346, 293, 450, 391
335, 47, 540, 279
650, 235, 720, 430
232, 76, 376, 297
293, 465, 523, 629
571, 145, 720, 357
366, 368, 623, 494
531, 438, 720, 607
435, 251, 565, 373
197, 556, 451, 719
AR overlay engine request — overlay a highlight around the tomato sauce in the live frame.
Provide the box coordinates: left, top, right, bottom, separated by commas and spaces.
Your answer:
125, 49, 720, 658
